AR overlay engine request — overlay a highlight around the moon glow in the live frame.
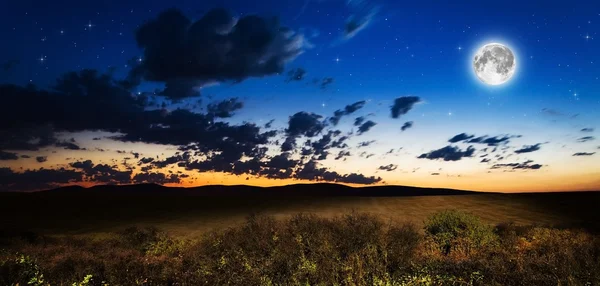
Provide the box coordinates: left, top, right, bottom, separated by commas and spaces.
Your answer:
473, 43, 516, 85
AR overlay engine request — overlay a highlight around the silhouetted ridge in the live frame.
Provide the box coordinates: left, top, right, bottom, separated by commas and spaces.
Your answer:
39, 183, 484, 197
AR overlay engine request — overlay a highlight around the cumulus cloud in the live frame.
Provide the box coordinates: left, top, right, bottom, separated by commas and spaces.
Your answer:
129, 8, 310, 99
418, 145, 476, 161
36, 156, 47, 163
391, 96, 420, 119
330, 100, 366, 126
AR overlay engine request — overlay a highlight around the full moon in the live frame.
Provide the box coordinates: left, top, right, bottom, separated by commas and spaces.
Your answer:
473, 43, 516, 85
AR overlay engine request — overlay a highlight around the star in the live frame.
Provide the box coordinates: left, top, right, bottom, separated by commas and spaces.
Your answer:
87, 20, 94, 30
321, 102, 326, 108
38, 55, 46, 64
457, 46, 463, 51
334, 57, 340, 63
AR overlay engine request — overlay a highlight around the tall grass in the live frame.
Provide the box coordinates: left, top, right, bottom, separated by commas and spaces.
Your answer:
1, 210, 599, 285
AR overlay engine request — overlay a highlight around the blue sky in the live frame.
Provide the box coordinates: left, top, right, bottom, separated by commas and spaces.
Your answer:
0, 0, 599, 192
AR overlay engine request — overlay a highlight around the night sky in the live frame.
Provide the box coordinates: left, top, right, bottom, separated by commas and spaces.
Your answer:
1, 0, 599, 192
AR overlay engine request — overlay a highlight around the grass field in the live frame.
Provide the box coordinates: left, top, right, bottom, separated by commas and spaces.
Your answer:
1, 189, 599, 238
2, 187, 600, 285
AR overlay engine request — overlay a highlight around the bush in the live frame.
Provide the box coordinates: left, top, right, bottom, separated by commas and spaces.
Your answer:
1, 211, 599, 285
424, 210, 497, 257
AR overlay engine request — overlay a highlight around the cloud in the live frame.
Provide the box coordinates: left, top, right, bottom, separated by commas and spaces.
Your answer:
55, 141, 82, 150
129, 8, 309, 99
132, 172, 182, 184
467, 135, 519, 146
207, 98, 244, 118
329, 100, 366, 126
0, 167, 83, 191
448, 133, 475, 143
286, 68, 307, 82
378, 164, 398, 172
295, 160, 381, 184
577, 136, 595, 143
335, 150, 351, 160
69, 160, 132, 184
357, 140, 375, 148
36, 156, 47, 163
573, 152, 595, 156
400, 121, 413, 132
581, 128, 594, 133
391, 96, 421, 119
514, 143, 542, 154
343, 8, 377, 40
491, 160, 543, 170
357, 120, 377, 135
418, 145, 476, 161
0, 151, 18, 161
481, 158, 491, 163
354, 116, 366, 126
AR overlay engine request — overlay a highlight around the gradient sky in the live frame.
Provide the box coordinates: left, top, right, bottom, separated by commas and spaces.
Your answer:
1, 0, 599, 192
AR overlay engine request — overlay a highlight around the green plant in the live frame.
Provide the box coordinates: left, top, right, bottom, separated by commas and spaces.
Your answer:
424, 210, 497, 256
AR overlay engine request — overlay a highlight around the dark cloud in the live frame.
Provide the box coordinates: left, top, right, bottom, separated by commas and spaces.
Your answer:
130, 8, 308, 99
467, 135, 519, 146
480, 158, 491, 163
132, 172, 181, 184
153, 152, 192, 168
431, 173, 440, 176
378, 164, 397, 172
335, 150, 351, 160
491, 160, 543, 170
577, 136, 595, 143
0, 167, 83, 191
354, 116, 365, 126
207, 98, 243, 118
573, 152, 595, 156
69, 160, 132, 184
138, 157, 155, 165
55, 141, 82, 150
400, 121, 413, 132
282, 112, 325, 151
264, 119, 275, 129
357, 140, 375, 148
0, 151, 18, 160
514, 143, 542, 154
581, 128, 594, 133
329, 100, 366, 126
357, 120, 376, 135
286, 68, 307, 82
418, 145, 476, 161
295, 160, 381, 184
448, 133, 475, 143
35, 156, 47, 163
391, 96, 420, 119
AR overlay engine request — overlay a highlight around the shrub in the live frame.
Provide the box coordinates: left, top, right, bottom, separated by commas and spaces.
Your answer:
424, 210, 497, 257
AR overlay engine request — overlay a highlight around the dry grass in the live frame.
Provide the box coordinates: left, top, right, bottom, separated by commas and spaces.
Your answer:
2, 210, 600, 285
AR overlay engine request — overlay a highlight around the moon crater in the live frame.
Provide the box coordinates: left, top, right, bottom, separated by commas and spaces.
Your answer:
473, 43, 516, 85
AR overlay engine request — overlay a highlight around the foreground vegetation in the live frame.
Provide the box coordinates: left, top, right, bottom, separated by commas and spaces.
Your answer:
1, 210, 599, 285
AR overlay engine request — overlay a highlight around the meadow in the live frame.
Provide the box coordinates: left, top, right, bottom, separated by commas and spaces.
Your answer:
1, 187, 600, 285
